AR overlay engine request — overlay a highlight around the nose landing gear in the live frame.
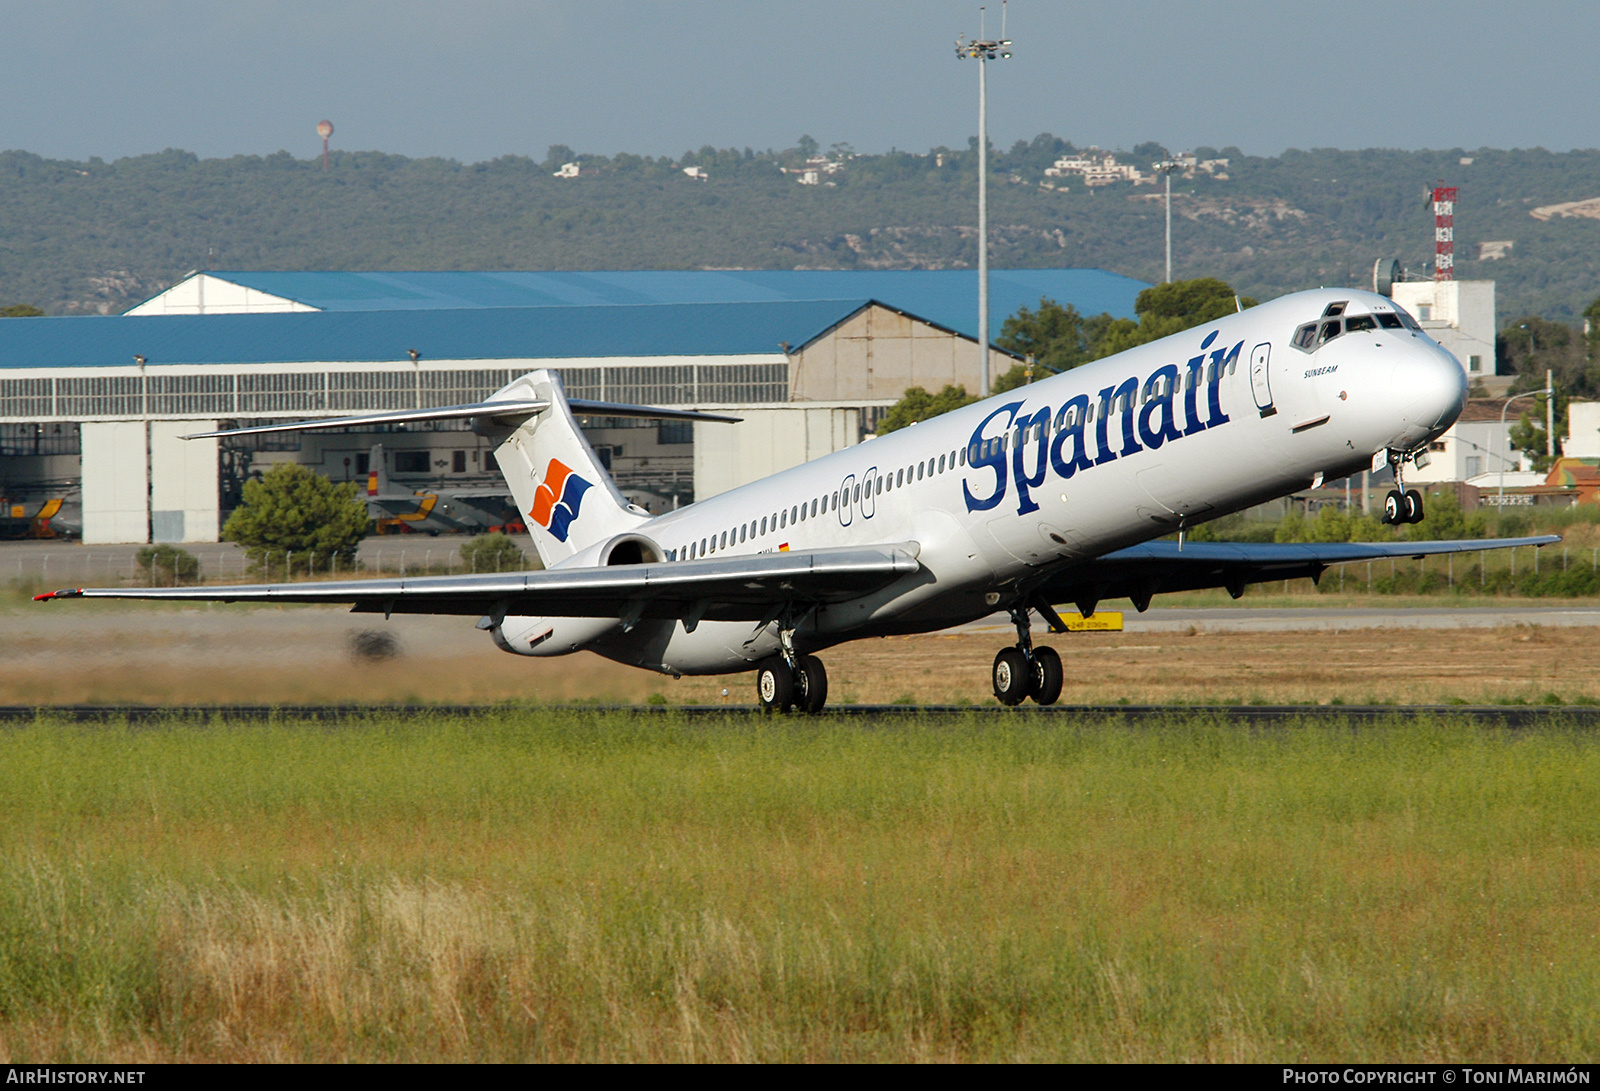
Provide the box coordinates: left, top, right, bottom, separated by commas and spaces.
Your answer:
991, 606, 1064, 707
1380, 449, 1425, 525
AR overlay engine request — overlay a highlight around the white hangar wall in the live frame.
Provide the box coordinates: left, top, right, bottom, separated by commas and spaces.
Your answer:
692, 407, 861, 501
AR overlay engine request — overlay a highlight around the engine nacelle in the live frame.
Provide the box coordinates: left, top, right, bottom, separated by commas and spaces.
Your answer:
490, 614, 618, 656
489, 533, 663, 656
597, 532, 666, 566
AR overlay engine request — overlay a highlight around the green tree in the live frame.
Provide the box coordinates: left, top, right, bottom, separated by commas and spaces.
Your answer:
461, 532, 528, 573
991, 364, 1031, 393
876, 384, 978, 435
222, 463, 369, 573
1093, 278, 1258, 358
995, 298, 1107, 375
1509, 409, 1556, 474
0, 304, 43, 317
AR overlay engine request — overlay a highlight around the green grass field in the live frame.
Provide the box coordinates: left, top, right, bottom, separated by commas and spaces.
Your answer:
0, 710, 1595, 1062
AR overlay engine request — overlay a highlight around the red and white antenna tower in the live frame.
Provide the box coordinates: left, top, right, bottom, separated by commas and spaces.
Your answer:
317, 120, 334, 171
1432, 184, 1457, 281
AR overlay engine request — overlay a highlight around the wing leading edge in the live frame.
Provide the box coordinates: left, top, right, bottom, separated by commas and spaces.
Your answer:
34, 545, 922, 623
1039, 535, 1562, 615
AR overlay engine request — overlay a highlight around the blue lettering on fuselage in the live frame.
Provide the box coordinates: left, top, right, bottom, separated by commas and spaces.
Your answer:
962, 334, 1243, 514
962, 402, 1022, 512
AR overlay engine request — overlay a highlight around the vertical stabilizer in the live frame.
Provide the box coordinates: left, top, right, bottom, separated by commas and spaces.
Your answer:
366, 443, 389, 497
482, 370, 648, 565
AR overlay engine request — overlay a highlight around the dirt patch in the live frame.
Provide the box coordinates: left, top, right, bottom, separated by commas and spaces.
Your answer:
5, 605, 1595, 707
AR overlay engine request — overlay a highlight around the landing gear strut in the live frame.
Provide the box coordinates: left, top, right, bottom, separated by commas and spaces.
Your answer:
991, 606, 1063, 707
1380, 449, 1425, 525
754, 612, 828, 713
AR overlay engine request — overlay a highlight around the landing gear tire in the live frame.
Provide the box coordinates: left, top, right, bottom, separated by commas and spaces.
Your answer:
756, 657, 794, 713
794, 655, 828, 715
1383, 489, 1404, 525
1029, 646, 1063, 706
993, 647, 1031, 707
1404, 489, 1424, 524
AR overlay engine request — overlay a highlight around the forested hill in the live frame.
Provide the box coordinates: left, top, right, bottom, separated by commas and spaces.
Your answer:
3, 137, 1599, 321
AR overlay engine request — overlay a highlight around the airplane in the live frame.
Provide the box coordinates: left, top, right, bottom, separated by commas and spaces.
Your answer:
362, 443, 519, 536
0, 490, 80, 540
36, 287, 1558, 711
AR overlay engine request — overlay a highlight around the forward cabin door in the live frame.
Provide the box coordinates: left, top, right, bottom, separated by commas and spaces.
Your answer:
1250, 343, 1274, 416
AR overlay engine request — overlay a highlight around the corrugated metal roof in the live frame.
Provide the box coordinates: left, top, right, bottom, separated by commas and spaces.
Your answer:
0, 299, 872, 370
172, 268, 1147, 337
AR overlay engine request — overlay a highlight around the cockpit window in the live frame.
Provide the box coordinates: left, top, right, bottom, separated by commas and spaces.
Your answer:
1292, 323, 1318, 351
1391, 305, 1422, 331
1344, 314, 1377, 333
1322, 302, 1347, 317
1318, 320, 1342, 345
1376, 313, 1404, 330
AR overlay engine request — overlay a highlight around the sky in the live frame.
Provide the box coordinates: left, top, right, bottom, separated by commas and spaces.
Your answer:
1, 0, 1597, 165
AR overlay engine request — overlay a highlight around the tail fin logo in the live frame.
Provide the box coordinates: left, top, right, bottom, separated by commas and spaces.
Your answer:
529, 458, 593, 542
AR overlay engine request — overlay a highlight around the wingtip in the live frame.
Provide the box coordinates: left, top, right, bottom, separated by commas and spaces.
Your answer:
33, 588, 83, 601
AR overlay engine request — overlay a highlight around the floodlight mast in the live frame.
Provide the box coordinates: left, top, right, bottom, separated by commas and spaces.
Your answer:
956, 4, 1012, 396
1152, 154, 1182, 283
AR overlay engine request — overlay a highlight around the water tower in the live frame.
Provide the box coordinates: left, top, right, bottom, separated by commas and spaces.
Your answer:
317, 120, 334, 171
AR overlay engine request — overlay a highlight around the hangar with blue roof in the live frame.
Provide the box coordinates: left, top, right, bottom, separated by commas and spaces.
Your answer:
0, 268, 1148, 545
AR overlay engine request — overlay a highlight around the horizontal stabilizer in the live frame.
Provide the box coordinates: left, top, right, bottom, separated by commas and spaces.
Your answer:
181, 397, 740, 440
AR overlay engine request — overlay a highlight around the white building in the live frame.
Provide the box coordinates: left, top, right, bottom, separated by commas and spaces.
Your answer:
1562, 401, 1600, 458
1407, 398, 1524, 486
785, 156, 846, 186
1043, 151, 1147, 187
1389, 279, 1498, 386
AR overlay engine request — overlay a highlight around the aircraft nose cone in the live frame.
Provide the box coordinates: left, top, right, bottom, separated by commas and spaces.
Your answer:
1391, 345, 1467, 435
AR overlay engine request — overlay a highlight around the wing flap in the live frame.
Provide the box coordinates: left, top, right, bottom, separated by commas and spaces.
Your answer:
35, 545, 921, 621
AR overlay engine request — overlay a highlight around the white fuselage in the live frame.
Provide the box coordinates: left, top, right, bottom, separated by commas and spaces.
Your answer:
507, 289, 1467, 675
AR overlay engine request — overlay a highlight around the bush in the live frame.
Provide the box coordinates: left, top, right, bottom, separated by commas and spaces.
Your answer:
461, 533, 528, 573
135, 545, 200, 586
222, 464, 369, 573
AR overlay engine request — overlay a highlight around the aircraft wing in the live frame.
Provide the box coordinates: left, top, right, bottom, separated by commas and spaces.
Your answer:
1038, 535, 1562, 614
34, 544, 922, 623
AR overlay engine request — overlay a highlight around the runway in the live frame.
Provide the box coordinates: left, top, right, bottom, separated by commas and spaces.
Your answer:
6, 703, 1599, 727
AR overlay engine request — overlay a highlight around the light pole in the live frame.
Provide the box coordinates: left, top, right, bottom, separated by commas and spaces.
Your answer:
1151, 154, 1181, 283
1498, 381, 1554, 499
956, 5, 1011, 396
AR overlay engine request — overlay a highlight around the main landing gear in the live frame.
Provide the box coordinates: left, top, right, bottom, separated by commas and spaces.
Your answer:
1380, 449, 1425, 525
754, 622, 828, 714
991, 606, 1063, 707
